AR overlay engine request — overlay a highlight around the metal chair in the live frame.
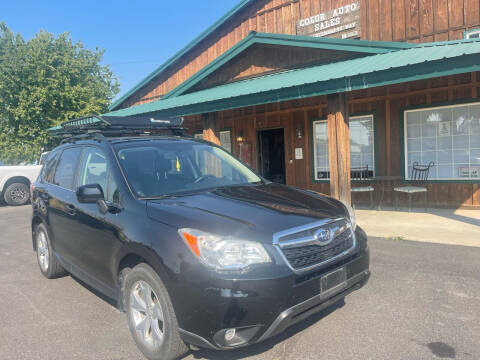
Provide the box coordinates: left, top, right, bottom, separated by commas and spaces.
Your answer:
351, 166, 374, 209
394, 162, 434, 212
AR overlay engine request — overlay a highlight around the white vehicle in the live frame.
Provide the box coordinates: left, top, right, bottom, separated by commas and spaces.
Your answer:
0, 152, 48, 206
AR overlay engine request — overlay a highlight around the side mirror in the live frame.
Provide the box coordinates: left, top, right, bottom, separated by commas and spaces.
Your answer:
77, 184, 104, 203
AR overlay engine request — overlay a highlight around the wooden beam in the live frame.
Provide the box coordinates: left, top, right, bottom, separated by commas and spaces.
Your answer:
385, 97, 391, 176
472, 72, 478, 98
201, 113, 222, 177
202, 113, 221, 145
327, 93, 351, 205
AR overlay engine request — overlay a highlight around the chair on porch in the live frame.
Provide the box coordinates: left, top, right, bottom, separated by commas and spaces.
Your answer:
350, 166, 374, 209
393, 162, 434, 212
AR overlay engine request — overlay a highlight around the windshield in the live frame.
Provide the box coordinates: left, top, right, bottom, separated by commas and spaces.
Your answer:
115, 140, 262, 197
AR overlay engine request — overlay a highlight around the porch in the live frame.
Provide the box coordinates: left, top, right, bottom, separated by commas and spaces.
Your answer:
356, 208, 480, 247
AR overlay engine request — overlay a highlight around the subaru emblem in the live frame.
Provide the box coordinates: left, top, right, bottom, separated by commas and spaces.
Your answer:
313, 228, 332, 245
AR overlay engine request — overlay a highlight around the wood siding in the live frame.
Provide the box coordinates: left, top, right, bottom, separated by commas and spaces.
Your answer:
119, 0, 480, 109
184, 72, 480, 209
188, 44, 363, 93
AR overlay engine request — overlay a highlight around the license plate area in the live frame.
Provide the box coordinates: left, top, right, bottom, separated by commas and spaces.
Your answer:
320, 267, 347, 298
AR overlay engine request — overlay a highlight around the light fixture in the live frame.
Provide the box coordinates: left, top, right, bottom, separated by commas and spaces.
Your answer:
296, 126, 303, 139
236, 130, 244, 142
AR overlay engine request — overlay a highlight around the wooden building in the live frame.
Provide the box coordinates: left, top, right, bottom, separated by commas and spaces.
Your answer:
107, 0, 480, 209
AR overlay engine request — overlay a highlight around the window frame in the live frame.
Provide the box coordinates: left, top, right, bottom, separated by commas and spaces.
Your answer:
464, 28, 480, 39
402, 100, 480, 183
311, 113, 377, 182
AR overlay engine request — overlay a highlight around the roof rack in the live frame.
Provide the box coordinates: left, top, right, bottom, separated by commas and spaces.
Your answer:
50, 115, 187, 141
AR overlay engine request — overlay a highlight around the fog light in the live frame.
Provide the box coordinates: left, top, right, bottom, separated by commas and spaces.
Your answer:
225, 328, 236, 341
213, 325, 262, 348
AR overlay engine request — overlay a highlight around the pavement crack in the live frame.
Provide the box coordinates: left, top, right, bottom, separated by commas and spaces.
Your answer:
6, 284, 56, 325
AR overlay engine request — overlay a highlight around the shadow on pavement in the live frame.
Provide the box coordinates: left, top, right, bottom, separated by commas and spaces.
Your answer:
71, 275, 119, 309
432, 211, 480, 227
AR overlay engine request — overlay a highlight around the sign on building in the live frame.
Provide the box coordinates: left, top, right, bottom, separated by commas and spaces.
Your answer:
296, 2, 361, 39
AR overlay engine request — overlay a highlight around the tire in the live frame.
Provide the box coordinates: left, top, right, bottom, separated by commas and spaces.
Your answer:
124, 263, 188, 360
35, 223, 67, 279
3, 182, 30, 206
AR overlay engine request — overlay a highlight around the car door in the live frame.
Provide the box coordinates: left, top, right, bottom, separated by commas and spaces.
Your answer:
72, 146, 124, 292
43, 146, 83, 266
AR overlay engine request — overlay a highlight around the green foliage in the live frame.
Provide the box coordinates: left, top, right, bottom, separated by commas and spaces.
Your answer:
0, 23, 119, 164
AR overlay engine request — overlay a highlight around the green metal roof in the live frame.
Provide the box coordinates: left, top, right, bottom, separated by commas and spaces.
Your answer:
109, 0, 255, 111
105, 38, 480, 118
163, 31, 414, 99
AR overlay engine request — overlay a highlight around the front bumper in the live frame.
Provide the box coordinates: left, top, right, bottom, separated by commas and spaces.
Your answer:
178, 243, 370, 350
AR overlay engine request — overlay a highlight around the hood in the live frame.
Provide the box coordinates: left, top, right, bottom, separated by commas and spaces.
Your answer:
146, 183, 347, 244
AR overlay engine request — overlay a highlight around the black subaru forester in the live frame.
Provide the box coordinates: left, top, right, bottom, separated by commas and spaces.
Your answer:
31, 116, 370, 360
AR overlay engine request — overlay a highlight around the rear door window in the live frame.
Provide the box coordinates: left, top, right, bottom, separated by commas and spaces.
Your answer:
53, 147, 82, 190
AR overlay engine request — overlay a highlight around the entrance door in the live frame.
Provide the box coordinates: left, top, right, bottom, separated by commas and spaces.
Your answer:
257, 128, 286, 184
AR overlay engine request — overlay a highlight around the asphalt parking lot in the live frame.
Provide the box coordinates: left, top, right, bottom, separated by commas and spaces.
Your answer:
0, 205, 479, 360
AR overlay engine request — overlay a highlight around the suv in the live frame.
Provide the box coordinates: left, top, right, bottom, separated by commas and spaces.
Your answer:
31, 117, 369, 360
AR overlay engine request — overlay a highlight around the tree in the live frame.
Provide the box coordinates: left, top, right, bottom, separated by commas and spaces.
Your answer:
0, 23, 119, 164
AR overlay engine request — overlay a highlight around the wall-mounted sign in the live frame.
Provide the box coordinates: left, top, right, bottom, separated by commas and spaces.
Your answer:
438, 121, 451, 136
296, 2, 361, 39
459, 166, 479, 178
295, 148, 303, 160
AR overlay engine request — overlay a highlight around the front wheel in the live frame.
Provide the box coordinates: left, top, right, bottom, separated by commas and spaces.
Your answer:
3, 182, 30, 206
124, 263, 188, 360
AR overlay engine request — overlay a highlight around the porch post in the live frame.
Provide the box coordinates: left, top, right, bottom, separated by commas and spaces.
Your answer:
201, 113, 221, 177
202, 113, 220, 145
327, 93, 351, 205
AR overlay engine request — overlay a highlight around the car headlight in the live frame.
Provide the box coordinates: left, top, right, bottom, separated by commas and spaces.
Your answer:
340, 200, 356, 231
178, 228, 271, 271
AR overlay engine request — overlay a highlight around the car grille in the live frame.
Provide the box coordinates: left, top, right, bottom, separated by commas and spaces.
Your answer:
275, 219, 355, 272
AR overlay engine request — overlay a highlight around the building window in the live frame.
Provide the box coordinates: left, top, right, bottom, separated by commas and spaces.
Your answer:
313, 115, 375, 180
404, 103, 480, 180
464, 29, 480, 39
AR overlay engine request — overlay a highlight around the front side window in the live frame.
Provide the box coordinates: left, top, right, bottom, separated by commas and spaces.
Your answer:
404, 103, 480, 180
53, 147, 82, 190
313, 115, 375, 180
115, 141, 261, 198
77, 148, 110, 196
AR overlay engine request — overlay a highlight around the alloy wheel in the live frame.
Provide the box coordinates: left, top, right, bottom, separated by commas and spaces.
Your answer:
129, 280, 165, 349
37, 231, 49, 272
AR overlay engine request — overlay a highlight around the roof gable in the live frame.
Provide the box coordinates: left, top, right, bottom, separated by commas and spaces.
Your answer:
106, 38, 480, 118
186, 44, 366, 93
163, 32, 414, 99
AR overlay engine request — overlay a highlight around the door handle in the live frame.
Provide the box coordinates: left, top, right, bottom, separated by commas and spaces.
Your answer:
66, 204, 76, 216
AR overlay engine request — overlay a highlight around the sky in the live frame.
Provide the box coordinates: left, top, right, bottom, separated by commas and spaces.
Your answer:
2, 0, 240, 101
